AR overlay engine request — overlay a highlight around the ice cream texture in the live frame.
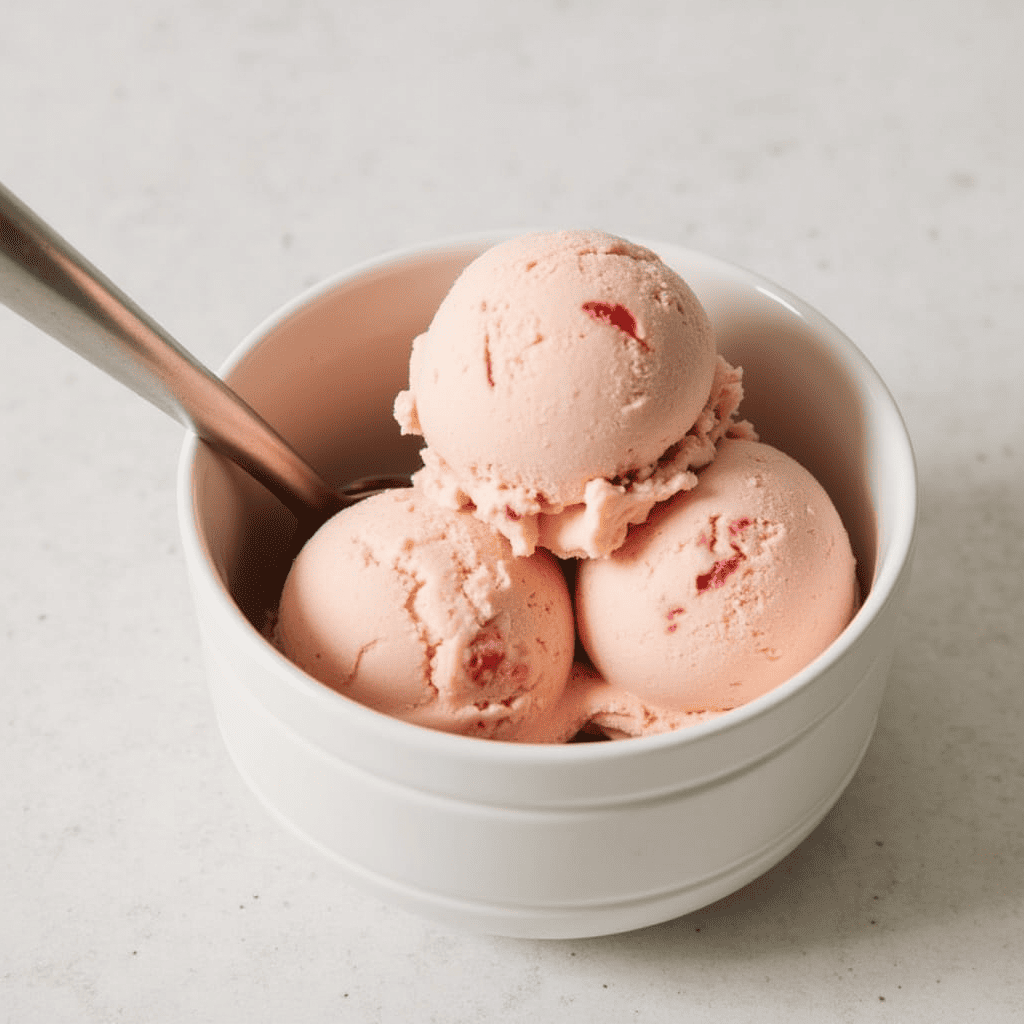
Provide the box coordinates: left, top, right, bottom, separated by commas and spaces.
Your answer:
575, 438, 859, 722
394, 230, 750, 559
276, 486, 578, 741
274, 231, 859, 743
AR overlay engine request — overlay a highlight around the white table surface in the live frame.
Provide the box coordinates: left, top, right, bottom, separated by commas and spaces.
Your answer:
3, 2, 1022, 1020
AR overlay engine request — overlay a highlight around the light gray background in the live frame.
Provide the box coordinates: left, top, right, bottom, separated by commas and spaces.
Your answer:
2, 2, 1022, 1020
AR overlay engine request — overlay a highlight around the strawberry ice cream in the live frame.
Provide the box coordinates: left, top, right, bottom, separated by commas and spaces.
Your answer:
274, 232, 859, 745
574, 438, 859, 726
394, 230, 750, 559
276, 486, 577, 741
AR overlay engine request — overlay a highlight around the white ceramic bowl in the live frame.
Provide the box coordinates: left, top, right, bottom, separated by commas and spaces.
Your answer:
177, 236, 917, 940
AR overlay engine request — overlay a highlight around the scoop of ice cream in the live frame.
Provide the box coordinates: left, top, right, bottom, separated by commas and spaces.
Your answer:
395, 230, 749, 559
276, 486, 577, 741
574, 438, 858, 719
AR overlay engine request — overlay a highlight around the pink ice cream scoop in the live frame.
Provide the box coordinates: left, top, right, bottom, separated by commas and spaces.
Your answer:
574, 438, 859, 726
394, 230, 750, 560
276, 486, 578, 741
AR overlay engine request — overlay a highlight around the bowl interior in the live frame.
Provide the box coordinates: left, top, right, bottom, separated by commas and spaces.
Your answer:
188, 241, 896, 641
190, 244, 484, 624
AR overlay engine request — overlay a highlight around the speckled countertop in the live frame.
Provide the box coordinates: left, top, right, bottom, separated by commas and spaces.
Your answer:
3, 2, 1023, 1021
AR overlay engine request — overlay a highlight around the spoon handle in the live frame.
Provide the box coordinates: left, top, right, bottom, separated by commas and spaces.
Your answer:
0, 181, 344, 520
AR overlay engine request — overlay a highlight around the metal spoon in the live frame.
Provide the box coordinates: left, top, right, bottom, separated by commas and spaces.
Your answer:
0, 181, 405, 531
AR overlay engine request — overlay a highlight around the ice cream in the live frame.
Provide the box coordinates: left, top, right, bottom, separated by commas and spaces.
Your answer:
394, 230, 750, 560
574, 438, 859, 728
276, 485, 578, 741
274, 232, 859, 745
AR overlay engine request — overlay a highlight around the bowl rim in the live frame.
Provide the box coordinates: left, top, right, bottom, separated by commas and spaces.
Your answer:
176, 232, 918, 768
